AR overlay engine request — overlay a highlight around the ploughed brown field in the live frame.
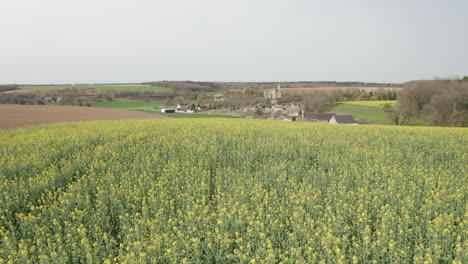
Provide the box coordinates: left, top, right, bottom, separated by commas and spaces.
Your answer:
282, 86, 401, 96
0, 104, 168, 130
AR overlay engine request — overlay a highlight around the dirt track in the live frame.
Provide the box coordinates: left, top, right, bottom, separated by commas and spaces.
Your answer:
0, 104, 168, 130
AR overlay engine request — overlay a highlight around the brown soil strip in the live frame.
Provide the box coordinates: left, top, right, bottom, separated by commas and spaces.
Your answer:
0, 104, 168, 130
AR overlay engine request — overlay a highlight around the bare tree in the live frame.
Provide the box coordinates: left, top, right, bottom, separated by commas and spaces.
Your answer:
396, 80, 468, 126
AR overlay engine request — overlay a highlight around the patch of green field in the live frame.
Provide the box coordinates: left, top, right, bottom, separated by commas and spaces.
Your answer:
136, 109, 240, 119
323, 101, 427, 126
91, 100, 168, 109
323, 101, 393, 125
91, 100, 196, 109
201, 91, 223, 95
19, 85, 172, 92
342, 100, 396, 108
91, 100, 237, 118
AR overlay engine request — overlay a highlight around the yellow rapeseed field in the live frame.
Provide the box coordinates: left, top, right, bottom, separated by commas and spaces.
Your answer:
342, 101, 396, 108
0, 119, 466, 263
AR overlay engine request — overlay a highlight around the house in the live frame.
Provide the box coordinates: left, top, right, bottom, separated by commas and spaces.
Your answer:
197, 104, 210, 111
286, 103, 301, 117
329, 115, 358, 125
161, 108, 175, 113
302, 113, 335, 123
213, 94, 225, 101
272, 105, 284, 113
264, 84, 282, 100
300, 113, 358, 124
267, 115, 291, 121
243, 105, 257, 113
43, 97, 54, 103
176, 103, 188, 112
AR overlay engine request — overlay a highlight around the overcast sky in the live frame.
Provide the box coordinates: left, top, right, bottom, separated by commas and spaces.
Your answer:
1, 0, 467, 84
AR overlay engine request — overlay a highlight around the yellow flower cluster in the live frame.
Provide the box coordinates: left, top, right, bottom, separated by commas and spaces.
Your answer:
0, 119, 466, 263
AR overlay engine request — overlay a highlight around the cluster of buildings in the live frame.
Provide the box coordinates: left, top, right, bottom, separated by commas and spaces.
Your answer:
243, 102, 301, 117
160, 103, 210, 113
301, 113, 357, 124
161, 84, 358, 124
243, 104, 357, 124
261, 84, 357, 124
269, 112, 357, 124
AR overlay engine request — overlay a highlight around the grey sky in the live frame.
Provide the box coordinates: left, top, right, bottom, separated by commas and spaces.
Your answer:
1, 0, 467, 84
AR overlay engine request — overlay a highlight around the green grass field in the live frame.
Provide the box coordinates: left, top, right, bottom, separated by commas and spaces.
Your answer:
201, 91, 223, 95
19, 85, 172, 92
91, 100, 197, 109
342, 100, 396, 107
322, 101, 396, 125
91, 100, 170, 109
91, 100, 239, 119
137, 110, 240, 118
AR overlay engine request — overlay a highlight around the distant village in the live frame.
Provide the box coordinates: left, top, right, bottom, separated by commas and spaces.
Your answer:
160, 84, 358, 124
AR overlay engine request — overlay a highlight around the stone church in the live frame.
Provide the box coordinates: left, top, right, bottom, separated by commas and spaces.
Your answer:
264, 84, 282, 100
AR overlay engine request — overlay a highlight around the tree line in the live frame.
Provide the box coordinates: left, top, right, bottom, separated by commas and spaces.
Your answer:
145, 80, 399, 92
301, 88, 398, 112
388, 78, 468, 126
0, 84, 17, 92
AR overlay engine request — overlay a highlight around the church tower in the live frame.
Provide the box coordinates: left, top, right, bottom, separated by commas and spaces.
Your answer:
276, 83, 281, 98
264, 83, 282, 100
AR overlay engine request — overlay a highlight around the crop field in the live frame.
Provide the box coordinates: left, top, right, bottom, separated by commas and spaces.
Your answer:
91, 100, 197, 110
0, 120, 466, 263
323, 101, 396, 125
137, 110, 241, 119
18, 85, 172, 92
92, 100, 240, 119
91, 100, 171, 109
342, 101, 396, 108
0, 105, 168, 130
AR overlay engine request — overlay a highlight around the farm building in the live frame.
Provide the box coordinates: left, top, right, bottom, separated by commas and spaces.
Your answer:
302, 113, 335, 123
243, 105, 257, 113
272, 105, 284, 113
300, 113, 358, 124
329, 115, 358, 125
176, 103, 188, 112
197, 104, 210, 111
285, 103, 301, 116
161, 108, 175, 113
268, 116, 292, 121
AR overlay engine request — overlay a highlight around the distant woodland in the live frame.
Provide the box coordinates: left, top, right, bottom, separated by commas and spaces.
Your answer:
1, 79, 467, 127
0, 84, 17, 92
389, 79, 468, 126
144, 80, 398, 92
